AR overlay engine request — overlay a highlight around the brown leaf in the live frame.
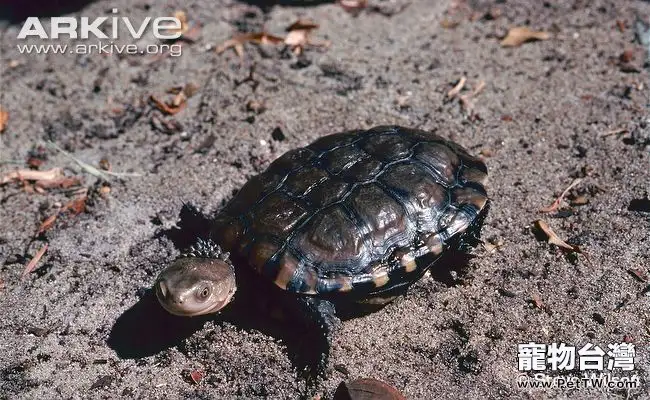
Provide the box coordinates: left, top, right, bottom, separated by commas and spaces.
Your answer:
189, 370, 204, 384
150, 95, 186, 115
284, 29, 310, 48
569, 195, 589, 206
0, 106, 8, 133
531, 293, 545, 310
1, 168, 64, 185
287, 19, 319, 31
37, 214, 58, 235
539, 178, 582, 213
98, 184, 111, 198
534, 219, 578, 252
285, 19, 329, 55
339, 0, 368, 14
246, 99, 266, 114
22, 243, 48, 278
183, 82, 200, 98
620, 49, 635, 63
501, 27, 550, 47
534, 221, 594, 268
64, 196, 87, 215
215, 32, 284, 57
99, 158, 111, 171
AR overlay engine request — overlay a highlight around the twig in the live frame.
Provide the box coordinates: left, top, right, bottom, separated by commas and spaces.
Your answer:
599, 128, 628, 137
45, 141, 142, 181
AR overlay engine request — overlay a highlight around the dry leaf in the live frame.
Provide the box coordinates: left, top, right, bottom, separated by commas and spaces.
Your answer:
215, 32, 284, 58
0, 106, 8, 133
183, 82, 200, 98
540, 178, 582, 213
569, 195, 589, 206
1, 168, 64, 185
64, 196, 88, 215
501, 27, 550, 47
534, 219, 578, 252
534, 220, 593, 267
37, 214, 58, 235
22, 243, 48, 278
99, 158, 111, 171
150, 95, 186, 115
98, 184, 111, 198
189, 370, 204, 384
339, 0, 368, 13
287, 19, 319, 31
285, 19, 329, 55
531, 293, 545, 310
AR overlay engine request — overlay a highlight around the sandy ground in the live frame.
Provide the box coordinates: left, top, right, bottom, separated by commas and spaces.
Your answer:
1, 0, 649, 399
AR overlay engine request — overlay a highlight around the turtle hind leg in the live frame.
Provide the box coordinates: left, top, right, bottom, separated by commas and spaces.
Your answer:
285, 296, 341, 381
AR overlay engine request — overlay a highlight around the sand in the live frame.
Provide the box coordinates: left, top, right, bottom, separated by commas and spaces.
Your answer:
1, 0, 649, 398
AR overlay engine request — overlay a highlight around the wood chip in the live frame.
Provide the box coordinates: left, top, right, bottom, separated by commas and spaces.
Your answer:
22, 243, 48, 278
0, 106, 8, 133
539, 178, 582, 213
501, 27, 551, 47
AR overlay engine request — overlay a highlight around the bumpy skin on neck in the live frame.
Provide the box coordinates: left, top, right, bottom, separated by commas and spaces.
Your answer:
155, 240, 237, 317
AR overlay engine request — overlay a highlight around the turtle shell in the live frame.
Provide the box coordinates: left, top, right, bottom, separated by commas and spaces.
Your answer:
211, 126, 488, 296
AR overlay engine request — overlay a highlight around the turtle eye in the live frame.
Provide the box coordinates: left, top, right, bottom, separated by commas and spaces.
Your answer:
195, 285, 211, 300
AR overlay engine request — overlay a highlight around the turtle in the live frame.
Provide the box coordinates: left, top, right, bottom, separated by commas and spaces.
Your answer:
154, 125, 489, 373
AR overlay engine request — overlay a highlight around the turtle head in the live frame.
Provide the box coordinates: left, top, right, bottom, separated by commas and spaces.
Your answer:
155, 239, 236, 317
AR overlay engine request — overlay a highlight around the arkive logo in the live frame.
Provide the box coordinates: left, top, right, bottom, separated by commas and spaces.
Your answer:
17, 9, 182, 40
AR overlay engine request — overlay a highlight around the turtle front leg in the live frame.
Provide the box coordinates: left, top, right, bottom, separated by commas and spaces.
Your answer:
290, 296, 341, 378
